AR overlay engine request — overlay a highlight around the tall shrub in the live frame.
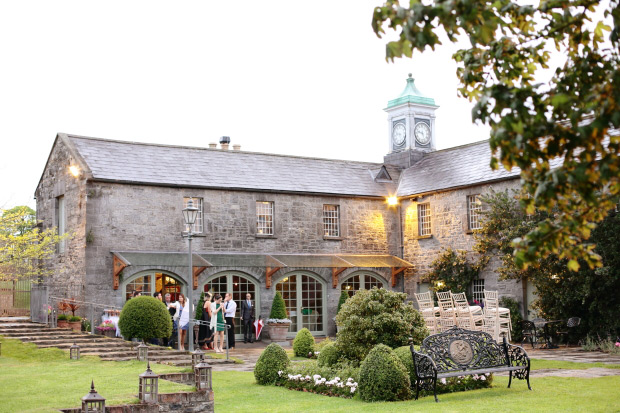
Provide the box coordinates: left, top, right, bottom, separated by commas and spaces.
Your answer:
269, 291, 288, 320
358, 344, 411, 402
118, 296, 172, 342
335, 288, 427, 362
293, 328, 315, 357
337, 290, 349, 313
195, 292, 205, 320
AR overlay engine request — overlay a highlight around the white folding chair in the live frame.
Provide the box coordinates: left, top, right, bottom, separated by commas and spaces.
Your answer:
452, 292, 483, 330
483, 293, 511, 341
484, 290, 512, 336
414, 292, 440, 334
436, 291, 456, 332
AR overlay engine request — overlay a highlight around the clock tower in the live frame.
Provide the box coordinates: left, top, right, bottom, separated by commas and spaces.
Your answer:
385, 74, 438, 156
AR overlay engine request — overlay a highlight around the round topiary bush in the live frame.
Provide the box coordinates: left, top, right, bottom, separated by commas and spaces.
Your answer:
335, 288, 427, 362
316, 341, 343, 367
254, 343, 290, 385
293, 328, 315, 357
359, 344, 411, 402
118, 296, 172, 342
394, 345, 416, 386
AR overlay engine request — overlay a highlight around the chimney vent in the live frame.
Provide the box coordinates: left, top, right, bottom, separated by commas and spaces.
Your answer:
233, 144, 241, 151
208, 143, 217, 149
219, 136, 230, 144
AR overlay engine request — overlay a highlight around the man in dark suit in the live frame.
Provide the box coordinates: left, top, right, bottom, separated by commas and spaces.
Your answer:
240, 293, 255, 343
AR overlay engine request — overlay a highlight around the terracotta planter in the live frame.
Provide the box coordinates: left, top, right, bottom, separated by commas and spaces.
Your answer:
57, 320, 69, 329
268, 323, 290, 342
68, 321, 82, 332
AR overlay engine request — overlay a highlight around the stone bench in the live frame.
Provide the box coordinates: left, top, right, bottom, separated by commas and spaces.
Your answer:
410, 326, 531, 402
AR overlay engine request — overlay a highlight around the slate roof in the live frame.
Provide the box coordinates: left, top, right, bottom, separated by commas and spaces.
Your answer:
64, 134, 401, 198
396, 140, 520, 197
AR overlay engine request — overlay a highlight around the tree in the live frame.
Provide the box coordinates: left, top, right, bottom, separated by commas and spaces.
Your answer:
373, 1, 620, 271
0, 206, 70, 280
474, 189, 620, 338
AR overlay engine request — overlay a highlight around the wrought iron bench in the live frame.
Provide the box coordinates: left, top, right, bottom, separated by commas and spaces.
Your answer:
410, 326, 531, 402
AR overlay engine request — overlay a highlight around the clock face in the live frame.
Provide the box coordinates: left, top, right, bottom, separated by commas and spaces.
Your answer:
414, 122, 431, 146
392, 123, 406, 146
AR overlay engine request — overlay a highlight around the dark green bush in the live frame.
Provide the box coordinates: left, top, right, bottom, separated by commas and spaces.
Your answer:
293, 328, 315, 357
195, 292, 205, 320
335, 288, 427, 362
337, 290, 349, 314
269, 292, 288, 320
317, 341, 343, 367
394, 345, 416, 385
69, 316, 81, 322
254, 343, 290, 385
358, 344, 411, 402
499, 297, 523, 343
118, 296, 172, 342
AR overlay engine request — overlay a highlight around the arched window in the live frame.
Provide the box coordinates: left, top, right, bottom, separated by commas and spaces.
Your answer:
275, 272, 326, 336
341, 271, 386, 297
203, 272, 259, 339
124, 271, 185, 302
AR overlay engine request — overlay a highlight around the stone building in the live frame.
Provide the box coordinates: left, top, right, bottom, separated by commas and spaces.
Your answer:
35, 76, 529, 338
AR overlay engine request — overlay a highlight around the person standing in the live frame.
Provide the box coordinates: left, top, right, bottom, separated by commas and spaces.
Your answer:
240, 293, 255, 343
224, 293, 237, 350
198, 293, 214, 350
164, 293, 179, 347
210, 294, 226, 353
178, 294, 189, 351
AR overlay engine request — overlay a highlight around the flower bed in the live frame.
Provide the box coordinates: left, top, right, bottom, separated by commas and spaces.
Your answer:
278, 371, 358, 398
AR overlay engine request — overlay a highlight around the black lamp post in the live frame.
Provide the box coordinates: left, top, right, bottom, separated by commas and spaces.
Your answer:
182, 199, 199, 352
81, 381, 105, 412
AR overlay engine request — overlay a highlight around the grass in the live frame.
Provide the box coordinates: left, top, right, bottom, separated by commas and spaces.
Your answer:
213, 371, 620, 412
530, 358, 620, 370
0, 337, 193, 413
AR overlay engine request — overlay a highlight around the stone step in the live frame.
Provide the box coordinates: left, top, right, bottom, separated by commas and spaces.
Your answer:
3, 332, 110, 340
15, 336, 122, 344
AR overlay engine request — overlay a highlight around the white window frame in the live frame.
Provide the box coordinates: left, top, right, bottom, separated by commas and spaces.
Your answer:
57, 195, 66, 253
322, 204, 340, 237
467, 194, 483, 231
256, 201, 274, 235
183, 197, 204, 233
417, 203, 431, 236
472, 279, 485, 302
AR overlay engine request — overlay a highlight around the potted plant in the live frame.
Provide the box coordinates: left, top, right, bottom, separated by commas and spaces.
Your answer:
267, 291, 291, 342
335, 290, 349, 333
57, 313, 69, 329
68, 316, 82, 332
96, 320, 117, 338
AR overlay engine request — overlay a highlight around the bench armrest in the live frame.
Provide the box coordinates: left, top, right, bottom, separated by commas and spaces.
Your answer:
411, 347, 437, 380
506, 342, 530, 369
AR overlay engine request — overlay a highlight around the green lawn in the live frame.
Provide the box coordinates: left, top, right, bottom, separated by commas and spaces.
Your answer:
0, 337, 193, 413
213, 371, 620, 412
530, 358, 620, 370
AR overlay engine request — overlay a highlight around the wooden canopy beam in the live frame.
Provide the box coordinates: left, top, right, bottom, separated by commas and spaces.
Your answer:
193, 266, 207, 290
391, 267, 406, 288
332, 267, 347, 288
112, 255, 127, 290
265, 267, 281, 289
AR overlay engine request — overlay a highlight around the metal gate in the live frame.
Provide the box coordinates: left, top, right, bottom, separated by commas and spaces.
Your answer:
0, 279, 31, 316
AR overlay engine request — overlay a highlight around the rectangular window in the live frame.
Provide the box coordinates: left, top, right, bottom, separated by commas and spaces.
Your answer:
56, 195, 66, 253
417, 203, 431, 236
183, 197, 203, 233
323, 205, 340, 237
467, 194, 483, 231
256, 201, 274, 235
472, 279, 485, 302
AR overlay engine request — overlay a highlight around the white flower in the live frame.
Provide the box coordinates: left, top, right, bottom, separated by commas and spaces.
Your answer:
480, 376, 486, 381
313, 374, 321, 379
334, 377, 340, 382
351, 387, 357, 393
440, 378, 447, 385
278, 371, 283, 376
347, 377, 354, 382
305, 375, 311, 380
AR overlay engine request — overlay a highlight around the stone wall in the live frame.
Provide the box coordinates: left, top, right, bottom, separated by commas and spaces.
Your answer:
401, 179, 525, 307
34, 138, 88, 303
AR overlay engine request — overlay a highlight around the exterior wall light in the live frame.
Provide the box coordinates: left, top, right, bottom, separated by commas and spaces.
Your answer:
387, 196, 399, 206
69, 165, 80, 177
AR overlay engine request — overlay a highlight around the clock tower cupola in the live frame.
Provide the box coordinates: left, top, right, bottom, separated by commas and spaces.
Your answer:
385, 74, 439, 157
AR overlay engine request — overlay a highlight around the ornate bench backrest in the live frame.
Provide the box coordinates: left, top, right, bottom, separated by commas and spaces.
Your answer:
420, 326, 508, 373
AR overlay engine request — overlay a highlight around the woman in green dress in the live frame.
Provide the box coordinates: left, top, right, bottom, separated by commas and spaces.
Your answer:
210, 294, 226, 353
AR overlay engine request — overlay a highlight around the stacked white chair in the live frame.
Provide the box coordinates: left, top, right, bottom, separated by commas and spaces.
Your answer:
414, 292, 439, 334
436, 291, 456, 332
451, 292, 484, 330
483, 291, 511, 341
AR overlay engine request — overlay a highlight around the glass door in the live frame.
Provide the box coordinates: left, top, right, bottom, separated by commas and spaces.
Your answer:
276, 272, 325, 336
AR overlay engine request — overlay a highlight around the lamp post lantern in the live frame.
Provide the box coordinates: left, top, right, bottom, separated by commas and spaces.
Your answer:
191, 348, 205, 368
182, 199, 199, 352
81, 380, 105, 412
136, 342, 148, 361
194, 358, 212, 391
138, 362, 159, 404
70, 342, 80, 360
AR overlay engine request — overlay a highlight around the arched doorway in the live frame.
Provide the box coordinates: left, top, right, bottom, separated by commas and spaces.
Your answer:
203, 272, 259, 339
123, 271, 186, 302
341, 271, 387, 297
275, 272, 326, 336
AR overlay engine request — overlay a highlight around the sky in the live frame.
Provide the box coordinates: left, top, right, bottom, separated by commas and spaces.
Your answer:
0, 1, 491, 210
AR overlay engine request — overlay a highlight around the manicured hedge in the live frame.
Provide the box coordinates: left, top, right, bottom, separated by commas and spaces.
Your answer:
293, 328, 315, 357
358, 344, 411, 402
118, 296, 172, 342
254, 343, 290, 385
